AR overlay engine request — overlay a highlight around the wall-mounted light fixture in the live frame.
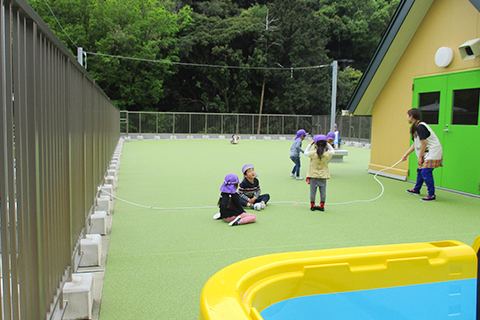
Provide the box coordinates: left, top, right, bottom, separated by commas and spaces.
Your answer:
435, 47, 454, 67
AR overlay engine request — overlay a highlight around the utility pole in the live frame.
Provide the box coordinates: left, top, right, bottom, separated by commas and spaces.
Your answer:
257, 10, 278, 135
330, 60, 338, 133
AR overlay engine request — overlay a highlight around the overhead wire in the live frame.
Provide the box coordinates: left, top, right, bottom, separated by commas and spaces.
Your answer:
41, 0, 332, 72
85, 52, 331, 71
43, 0, 78, 48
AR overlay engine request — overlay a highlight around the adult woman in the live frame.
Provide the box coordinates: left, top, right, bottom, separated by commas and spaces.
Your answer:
401, 108, 443, 201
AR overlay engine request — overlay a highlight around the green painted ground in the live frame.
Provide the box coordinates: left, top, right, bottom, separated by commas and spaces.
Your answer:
99, 139, 480, 320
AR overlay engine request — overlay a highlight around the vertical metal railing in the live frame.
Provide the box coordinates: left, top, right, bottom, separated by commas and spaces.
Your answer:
120, 111, 372, 142
0, 0, 120, 319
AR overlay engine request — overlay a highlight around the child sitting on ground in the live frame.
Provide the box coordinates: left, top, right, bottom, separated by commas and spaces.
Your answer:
238, 164, 270, 210
213, 173, 257, 226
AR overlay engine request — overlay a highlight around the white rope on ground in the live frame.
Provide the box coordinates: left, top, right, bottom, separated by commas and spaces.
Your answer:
99, 160, 403, 210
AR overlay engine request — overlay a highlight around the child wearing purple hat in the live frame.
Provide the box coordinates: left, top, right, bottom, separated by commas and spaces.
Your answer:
327, 131, 335, 146
290, 129, 309, 179
304, 135, 335, 211
238, 164, 270, 210
214, 173, 257, 226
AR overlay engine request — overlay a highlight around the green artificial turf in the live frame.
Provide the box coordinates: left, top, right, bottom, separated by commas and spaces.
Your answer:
99, 139, 480, 320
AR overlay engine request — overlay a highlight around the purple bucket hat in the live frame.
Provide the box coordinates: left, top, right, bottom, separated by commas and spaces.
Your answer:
313, 134, 327, 144
327, 132, 335, 140
295, 129, 309, 140
220, 173, 239, 193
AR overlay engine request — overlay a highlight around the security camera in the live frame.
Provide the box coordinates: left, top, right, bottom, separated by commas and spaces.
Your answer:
459, 38, 480, 60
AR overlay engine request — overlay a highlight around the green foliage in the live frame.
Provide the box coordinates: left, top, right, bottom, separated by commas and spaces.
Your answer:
318, 0, 400, 70
27, 0, 399, 114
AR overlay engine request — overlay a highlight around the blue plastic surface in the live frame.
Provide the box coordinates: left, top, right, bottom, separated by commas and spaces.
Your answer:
261, 279, 477, 320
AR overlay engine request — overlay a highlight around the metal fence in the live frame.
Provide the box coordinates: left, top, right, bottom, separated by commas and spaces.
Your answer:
0, 1, 120, 319
121, 111, 372, 142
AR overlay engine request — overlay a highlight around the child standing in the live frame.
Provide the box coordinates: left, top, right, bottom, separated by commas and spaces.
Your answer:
401, 108, 443, 201
327, 132, 335, 146
238, 164, 270, 210
334, 123, 341, 149
305, 134, 334, 211
290, 129, 308, 180
214, 173, 257, 226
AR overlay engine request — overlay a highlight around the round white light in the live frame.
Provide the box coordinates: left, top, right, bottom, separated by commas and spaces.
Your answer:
435, 47, 454, 67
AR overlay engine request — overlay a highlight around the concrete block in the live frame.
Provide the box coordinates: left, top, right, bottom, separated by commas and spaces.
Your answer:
63, 273, 94, 320
109, 163, 117, 171
107, 169, 117, 179
90, 211, 107, 235
249, 136, 256, 140
154, 135, 161, 140
279, 137, 286, 141
105, 175, 115, 189
80, 234, 102, 267
263, 136, 271, 140
137, 135, 144, 140
125, 137, 131, 142
170, 135, 177, 139
100, 184, 114, 200
96, 196, 111, 215
202, 135, 210, 139
331, 149, 349, 163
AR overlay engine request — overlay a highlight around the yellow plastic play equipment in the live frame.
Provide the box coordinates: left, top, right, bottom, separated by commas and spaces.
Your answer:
199, 239, 479, 319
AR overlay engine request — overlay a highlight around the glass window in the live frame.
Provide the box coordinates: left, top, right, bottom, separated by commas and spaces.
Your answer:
418, 92, 440, 124
452, 88, 480, 125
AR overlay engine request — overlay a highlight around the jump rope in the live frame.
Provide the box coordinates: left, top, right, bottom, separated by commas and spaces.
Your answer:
99, 159, 404, 210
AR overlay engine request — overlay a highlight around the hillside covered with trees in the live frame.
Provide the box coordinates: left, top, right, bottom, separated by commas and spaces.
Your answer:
28, 0, 399, 115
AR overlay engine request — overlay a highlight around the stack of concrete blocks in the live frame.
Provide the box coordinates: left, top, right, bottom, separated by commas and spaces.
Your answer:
63, 273, 94, 320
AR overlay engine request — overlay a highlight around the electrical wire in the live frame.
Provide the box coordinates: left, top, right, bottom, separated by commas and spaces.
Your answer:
99, 159, 404, 210
85, 52, 331, 71
43, 0, 78, 48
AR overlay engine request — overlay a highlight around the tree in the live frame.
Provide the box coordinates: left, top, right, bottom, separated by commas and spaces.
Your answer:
318, 0, 400, 71
28, 0, 193, 110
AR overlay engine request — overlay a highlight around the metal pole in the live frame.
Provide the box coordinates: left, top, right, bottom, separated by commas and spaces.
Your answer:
77, 47, 83, 66
330, 61, 338, 133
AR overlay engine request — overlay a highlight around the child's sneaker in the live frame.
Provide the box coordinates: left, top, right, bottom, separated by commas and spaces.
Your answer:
290, 173, 295, 177
421, 195, 436, 202
254, 203, 262, 210
296, 176, 303, 180
406, 189, 420, 195
213, 212, 221, 220
229, 216, 242, 226
311, 206, 322, 211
